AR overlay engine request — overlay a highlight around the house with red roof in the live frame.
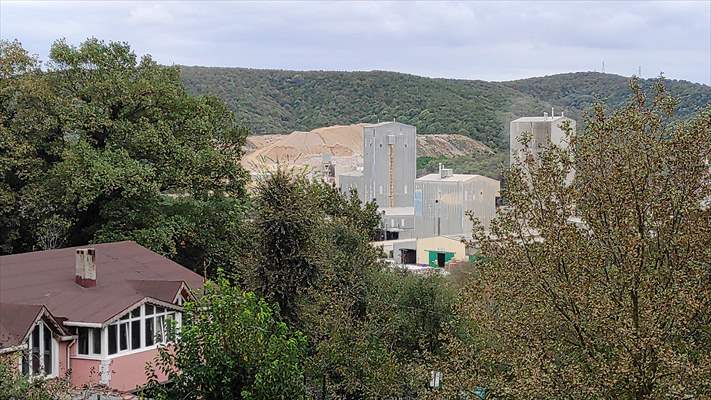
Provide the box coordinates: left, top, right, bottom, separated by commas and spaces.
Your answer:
0, 241, 203, 392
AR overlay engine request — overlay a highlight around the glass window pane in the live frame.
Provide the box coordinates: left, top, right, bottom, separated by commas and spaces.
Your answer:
131, 307, 141, 318
145, 304, 154, 315
131, 320, 141, 350
21, 350, 29, 375
31, 325, 40, 374
43, 325, 52, 375
108, 325, 117, 354
166, 313, 175, 341
145, 318, 154, 346
120, 313, 129, 320
78, 327, 89, 355
155, 306, 165, 315
119, 323, 128, 351
92, 328, 102, 355
156, 316, 164, 344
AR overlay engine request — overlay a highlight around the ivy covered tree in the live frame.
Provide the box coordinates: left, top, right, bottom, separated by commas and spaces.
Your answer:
0, 39, 248, 271
445, 79, 711, 399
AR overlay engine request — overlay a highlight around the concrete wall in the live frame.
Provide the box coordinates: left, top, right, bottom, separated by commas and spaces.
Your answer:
414, 176, 500, 238
509, 117, 575, 167
363, 122, 416, 208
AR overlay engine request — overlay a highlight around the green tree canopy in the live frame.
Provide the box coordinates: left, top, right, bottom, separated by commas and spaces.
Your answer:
445, 79, 711, 399
0, 39, 248, 271
142, 276, 307, 400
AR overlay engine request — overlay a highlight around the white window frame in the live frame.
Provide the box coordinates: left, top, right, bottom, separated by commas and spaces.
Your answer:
74, 326, 103, 359
105, 303, 179, 359
19, 320, 58, 379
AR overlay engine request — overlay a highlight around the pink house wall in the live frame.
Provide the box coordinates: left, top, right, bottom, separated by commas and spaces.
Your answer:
105, 348, 167, 392
58, 341, 70, 377
67, 348, 166, 392
69, 357, 102, 388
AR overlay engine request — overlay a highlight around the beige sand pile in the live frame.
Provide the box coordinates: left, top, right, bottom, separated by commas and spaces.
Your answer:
242, 125, 494, 175
242, 124, 365, 170
244, 134, 286, 152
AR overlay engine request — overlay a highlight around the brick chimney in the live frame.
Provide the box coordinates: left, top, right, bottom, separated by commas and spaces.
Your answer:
75, 248, 96, 288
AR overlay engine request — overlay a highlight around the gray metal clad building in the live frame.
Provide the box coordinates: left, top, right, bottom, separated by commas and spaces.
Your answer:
509, 113, 576, 167
338, 170, 365, 203
363, 122, 417, 208
414, 167, 500, 238
380, 206, 416, 240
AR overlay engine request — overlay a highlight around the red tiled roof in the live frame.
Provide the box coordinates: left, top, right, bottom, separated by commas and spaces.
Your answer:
0, 241, 204, 325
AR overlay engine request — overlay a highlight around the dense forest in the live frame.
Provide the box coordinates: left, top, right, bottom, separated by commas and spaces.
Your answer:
180, 67, 711, 152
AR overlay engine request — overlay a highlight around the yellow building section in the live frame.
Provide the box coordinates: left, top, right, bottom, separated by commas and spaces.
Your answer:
416, 236, 467, 268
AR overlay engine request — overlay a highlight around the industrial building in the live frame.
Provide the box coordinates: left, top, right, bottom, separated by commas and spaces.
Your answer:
415, 235, 475, 268
338, 169, 365, 199
380, 206, 416, 240
338, 122, 417, 208
339, 121, 505, 268
371, 238, 417, 265
337, 121, 417, 241
509, 111, 576, 167
363, 122, 416, 207
414, 166, 500, 238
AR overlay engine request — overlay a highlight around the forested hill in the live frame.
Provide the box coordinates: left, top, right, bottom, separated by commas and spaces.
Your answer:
180, 67, 711, 151
505, 72, 711, 120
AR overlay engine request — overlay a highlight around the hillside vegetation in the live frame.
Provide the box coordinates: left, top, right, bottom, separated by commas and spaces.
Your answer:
180, 67, 555, 150
180, 67, 711, 153
506, 72, 711, 120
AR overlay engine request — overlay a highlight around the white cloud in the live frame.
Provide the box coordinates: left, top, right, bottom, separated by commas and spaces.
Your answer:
127, 3, 176, 26
1, 0, 708, 84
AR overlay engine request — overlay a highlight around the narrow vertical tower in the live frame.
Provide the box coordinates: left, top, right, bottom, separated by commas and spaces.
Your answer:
388, 142, 395, 207
362, 122, 416, 208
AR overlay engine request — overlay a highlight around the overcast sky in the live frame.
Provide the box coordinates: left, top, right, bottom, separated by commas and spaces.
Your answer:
2, 1, 710, 84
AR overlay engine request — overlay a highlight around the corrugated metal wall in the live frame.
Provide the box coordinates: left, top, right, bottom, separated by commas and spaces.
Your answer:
363, 122, 416, 208
414, 176, 499, 237
338, 173, 365, 203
